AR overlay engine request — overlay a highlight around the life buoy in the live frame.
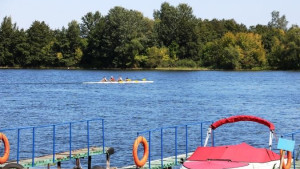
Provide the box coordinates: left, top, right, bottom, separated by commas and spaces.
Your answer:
0, 133, 10, 164
280, 150, 292, 169
3, 163, 24, 169
132, 136, 149, 167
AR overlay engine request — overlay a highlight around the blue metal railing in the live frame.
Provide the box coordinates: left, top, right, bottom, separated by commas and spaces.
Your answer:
137, 121, 212, 169
0, 118, 105, 167
282, 130, 300, 169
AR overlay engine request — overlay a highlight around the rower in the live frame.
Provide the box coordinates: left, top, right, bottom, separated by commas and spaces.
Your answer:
118, 76, 123, 82
101, 77, 108, 82
110, 76, 115, 82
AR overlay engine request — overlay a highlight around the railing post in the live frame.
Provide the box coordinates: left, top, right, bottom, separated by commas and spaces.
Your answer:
212, 129, 215, 147
201, 122, 203, 147
292, 134, 295, 169
69, 122, 72, 159
32, 127, 35, 167
102, 119, 105, 154
161, 128, 163, 169
175, 127, 178, 165
17, 129, 20, 164
53, 125, 56, 163
87, 121, 90, 157
185, 125, 188, 158
149, 131, 151, 169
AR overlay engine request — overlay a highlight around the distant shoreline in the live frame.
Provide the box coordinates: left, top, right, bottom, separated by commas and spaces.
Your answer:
0, 66, 208, 70
0, 66, 297, 71
0, 66, 235, 71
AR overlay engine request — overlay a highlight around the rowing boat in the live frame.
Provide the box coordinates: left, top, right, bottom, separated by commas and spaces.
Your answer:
181, 115, 286, 169
83, 80, 154, 84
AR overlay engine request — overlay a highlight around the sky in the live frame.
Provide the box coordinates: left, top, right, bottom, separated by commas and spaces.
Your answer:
1, 0, 300, 30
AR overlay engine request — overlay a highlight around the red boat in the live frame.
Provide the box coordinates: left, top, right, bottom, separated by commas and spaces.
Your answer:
181, 115, 288, 169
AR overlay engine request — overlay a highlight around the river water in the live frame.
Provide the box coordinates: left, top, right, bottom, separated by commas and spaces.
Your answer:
0, 69, 300, 168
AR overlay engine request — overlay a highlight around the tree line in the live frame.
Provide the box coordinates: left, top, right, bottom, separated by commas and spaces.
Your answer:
1, 2, 300, 70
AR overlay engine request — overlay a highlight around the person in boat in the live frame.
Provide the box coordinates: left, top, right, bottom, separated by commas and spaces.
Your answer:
110, 76, 115, 82
101, 76, 108, 82
118, 76, 123, 82
125, 77, 130, 81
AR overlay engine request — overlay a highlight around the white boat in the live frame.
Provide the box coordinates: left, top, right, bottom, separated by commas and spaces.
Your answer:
83, 80, 154, 84
181, 115, 291, 169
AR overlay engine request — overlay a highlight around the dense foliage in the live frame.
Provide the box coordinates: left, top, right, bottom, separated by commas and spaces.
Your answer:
1, 3, 299, 70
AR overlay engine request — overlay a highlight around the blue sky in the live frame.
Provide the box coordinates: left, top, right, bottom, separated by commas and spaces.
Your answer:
1, 0, 299, 29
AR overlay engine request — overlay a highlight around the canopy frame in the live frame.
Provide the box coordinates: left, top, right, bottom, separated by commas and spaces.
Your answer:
204, 115, 275, 150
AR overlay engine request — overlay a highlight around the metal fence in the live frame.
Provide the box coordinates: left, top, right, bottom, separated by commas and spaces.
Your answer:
0, 118, 105, 167
137, 121, 212, 169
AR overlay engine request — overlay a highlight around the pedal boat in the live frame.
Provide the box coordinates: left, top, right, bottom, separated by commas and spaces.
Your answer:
181, 115, 285, 169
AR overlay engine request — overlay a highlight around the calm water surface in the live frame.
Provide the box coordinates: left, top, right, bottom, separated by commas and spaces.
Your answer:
1, 69, 300, 167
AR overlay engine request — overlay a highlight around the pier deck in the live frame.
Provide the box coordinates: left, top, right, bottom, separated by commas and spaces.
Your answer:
123, 153, 192, 169
3, 146, 109, 168
295, 160, 300, 169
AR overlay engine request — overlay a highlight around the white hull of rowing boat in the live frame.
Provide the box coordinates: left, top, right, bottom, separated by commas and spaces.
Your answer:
83, 81, 154, 84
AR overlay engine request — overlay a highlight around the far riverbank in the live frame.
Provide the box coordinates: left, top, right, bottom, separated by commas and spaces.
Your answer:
0, 66, 291, 71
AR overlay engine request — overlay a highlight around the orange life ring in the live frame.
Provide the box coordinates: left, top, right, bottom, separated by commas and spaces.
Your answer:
0, 133, 10, 164
280, 150, 292, 169
132, 136, 149, 167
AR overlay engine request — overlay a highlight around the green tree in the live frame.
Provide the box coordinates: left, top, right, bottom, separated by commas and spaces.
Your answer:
250, 24, 286, 68
66, 20, 83, 66
196, 19, 247, 45
235, 32, 266, 69
53, 21, 84, 67
103, 7, 152, 68
268, 11, 288, 30
13, 29, 30, 66
0, 17, 29, 67
135, 46, 177, 68
26, 21, 53, 67
81, 11, 106, 67
176, 3, 198, 59
154, 2, 178, 47
272, 26, 300, 69
154, 3, 199, 60
146, 46, 170, 68
52, 27, 69, 66
80, 11, 102, 38
0, 16, 16, 66
202, 32, 266, 69
285, 26, 300, 69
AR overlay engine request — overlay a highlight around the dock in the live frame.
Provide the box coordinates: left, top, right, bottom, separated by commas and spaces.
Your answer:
123, 153, 192, 169
3, 146, 110, 168
294, 160, 300, 169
